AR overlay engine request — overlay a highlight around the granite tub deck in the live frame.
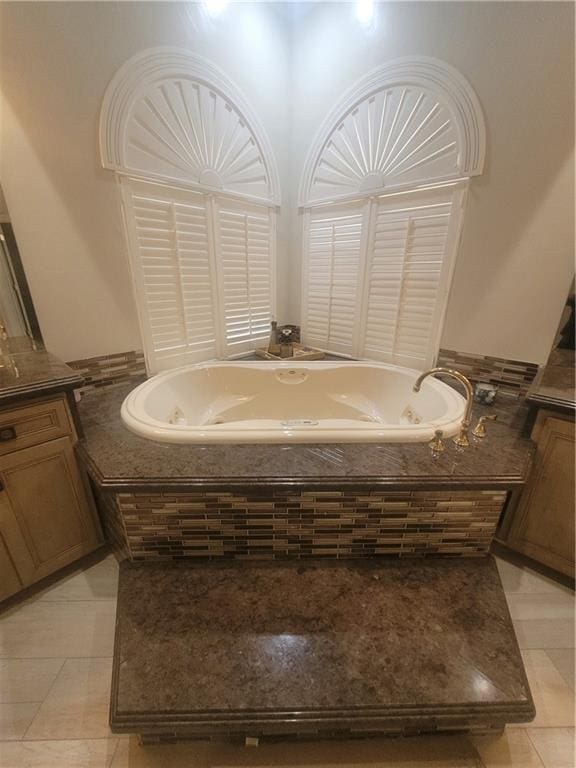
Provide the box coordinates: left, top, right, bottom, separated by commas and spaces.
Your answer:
76, 381, 535, 561
111, 556, 535, 742
77, 379, 534, 489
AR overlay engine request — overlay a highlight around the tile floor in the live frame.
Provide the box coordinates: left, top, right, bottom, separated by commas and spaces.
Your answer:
0, 553, 573, 768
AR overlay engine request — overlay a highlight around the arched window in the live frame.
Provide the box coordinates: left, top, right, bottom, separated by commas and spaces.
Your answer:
299, 57, 486, 368
100, 48, 280, 373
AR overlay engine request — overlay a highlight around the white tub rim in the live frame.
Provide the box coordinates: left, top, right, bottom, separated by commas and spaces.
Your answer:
120, 360, 466, 444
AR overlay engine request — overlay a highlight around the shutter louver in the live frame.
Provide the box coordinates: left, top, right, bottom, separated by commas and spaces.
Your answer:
215, 199, 275, 355
362, 189, 455, 367
121, 178, 218, 372
301, 185, 463, 368
302, 204, 366, 356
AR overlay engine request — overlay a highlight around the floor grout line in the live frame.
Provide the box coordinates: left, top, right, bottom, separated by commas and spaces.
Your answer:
526, 728, 573, 768
20, 658, 67, 741
0, 657, 114, 661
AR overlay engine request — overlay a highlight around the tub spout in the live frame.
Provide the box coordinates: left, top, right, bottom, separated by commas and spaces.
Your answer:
413, 367, 474, 447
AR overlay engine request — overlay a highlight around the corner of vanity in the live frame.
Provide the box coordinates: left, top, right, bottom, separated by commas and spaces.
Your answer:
496, 348, 575, 579
0, 339, 104, 602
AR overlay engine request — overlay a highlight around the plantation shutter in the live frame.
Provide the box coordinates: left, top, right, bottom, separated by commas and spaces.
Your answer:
120, 178, 219, 373
214, 198, 276, 356
301, 185, 464, 367
302, 202, 368, 356
360, 188, 461, 368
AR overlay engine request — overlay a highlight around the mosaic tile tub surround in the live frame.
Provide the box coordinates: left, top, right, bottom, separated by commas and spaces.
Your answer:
437, 349, 539, 397
103, 488, 508, 561
67, 346, 539, 398
67, 350, 146, 394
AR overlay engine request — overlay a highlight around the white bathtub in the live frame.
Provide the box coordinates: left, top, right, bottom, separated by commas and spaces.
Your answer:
120, 361, 466, 444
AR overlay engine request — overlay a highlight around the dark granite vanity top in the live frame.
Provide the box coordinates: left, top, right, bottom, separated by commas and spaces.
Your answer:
0, 337, 83, 406
527, 349, 575, 413
111, 556, 534, 736
77, 380, 535, 490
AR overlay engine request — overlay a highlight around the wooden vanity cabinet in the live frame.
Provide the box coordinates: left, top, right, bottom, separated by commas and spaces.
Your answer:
0, 395, 102, 601
499, 408, 575, 578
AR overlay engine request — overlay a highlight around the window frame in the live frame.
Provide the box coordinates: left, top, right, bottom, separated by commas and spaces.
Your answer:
301, 181, 468, 368
119, 176, 277, 373
100, 48, 281, 374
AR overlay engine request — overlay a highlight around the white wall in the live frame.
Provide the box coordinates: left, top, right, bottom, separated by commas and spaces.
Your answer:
289, 1, 575, 364
0, 185, 9, 223
1, 2, 574, 365
0, 1, 291, 361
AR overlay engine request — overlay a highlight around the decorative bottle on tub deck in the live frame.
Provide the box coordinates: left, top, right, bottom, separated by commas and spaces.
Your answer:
279, 327, 293, 358
268, 320, 281, 356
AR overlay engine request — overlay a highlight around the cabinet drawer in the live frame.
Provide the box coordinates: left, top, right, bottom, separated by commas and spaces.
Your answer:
0, 397, 74, 456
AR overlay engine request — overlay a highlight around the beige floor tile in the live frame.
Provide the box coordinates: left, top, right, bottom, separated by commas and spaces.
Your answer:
0, 738, 118, 767
0, 601, 116, 658
512, 620, 575, 650
528, 728, 576, 768
0, 659, 65, 703
505, 593, 575, 621
0, 703, 40, 741
545, 650, 575, 691
469, 727, 545, 767
111, 733, 478, 768
517, 651, 575, 728
24, 658, 113, 740
32, 556, 119, 603
496, 559, 571, 596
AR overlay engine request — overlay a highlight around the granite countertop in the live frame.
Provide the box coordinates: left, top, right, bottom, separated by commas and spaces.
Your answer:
0, 337, 83, 406
111, 557, 534, 736
527, 348, 575, 411
77, 380, 535, 489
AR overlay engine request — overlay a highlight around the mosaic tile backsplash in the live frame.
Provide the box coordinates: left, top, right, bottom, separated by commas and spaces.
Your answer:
437, 349, 539, 397
68, 347, 538, 398
109, 488, 508, 561
68, 350, 146, 393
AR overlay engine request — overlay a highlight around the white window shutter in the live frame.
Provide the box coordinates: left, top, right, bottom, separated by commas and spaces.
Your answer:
301, 185, 464, 367
360, 187, 464, 368
214, 198, 276, 356
120, 177, 220, 373
301, 202, 368, 356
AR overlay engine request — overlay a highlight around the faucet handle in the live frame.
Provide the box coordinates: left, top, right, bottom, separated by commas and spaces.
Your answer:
472, 414, 498, 438
429, 429, 445, 454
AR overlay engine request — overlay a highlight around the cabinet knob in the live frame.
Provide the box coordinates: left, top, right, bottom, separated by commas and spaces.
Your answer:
0, 426, 16, 442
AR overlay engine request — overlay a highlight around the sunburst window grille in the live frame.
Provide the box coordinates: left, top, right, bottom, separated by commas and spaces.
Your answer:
300, 58, 486, 368
100, 49, 279, 372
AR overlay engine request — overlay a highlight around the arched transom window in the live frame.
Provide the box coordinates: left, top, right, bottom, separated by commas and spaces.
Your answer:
299, 57, 486, 369
100, 48, 280, 373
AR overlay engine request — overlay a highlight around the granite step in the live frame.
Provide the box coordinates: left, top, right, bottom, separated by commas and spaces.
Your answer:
110, 556, 535, 742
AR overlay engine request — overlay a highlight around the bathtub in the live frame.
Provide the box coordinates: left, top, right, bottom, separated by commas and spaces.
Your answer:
120, 361, 466, 444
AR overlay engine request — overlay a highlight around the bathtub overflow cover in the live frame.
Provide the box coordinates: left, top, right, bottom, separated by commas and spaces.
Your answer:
281, 419, 319, 427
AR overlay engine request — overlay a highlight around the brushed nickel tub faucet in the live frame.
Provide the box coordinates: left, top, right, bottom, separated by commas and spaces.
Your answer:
413, 367, 474, 448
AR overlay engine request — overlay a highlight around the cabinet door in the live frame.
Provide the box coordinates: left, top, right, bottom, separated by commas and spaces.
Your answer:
507, 414, 575, 576
0, 437, 102, 587
0, 531, 23, 601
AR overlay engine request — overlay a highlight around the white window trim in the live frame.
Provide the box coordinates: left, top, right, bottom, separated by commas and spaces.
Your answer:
100, 47, 281, 206
301, 182, 469, 369
100, 48, 280, 373
299, 57, 485, 368
299, 56, 486, 208
119, 176, 277, 373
